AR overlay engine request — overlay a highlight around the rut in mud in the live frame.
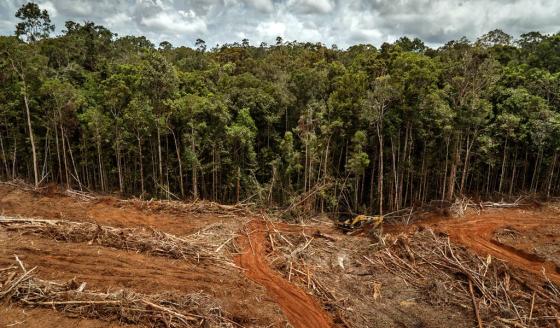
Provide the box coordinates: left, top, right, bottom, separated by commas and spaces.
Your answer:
235, 220, 334, 328
424, 209, 560, 284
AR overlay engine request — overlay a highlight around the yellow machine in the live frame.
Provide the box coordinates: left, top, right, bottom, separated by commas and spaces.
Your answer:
337, 214, 383, 237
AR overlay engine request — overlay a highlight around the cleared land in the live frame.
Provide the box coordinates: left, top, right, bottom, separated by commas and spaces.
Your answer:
0, 183, 559, 327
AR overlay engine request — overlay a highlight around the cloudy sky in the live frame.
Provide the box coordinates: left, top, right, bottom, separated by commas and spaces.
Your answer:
1, 0, 559, 48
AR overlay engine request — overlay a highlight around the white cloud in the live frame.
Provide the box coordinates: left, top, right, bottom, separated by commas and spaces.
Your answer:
1, 0, 559, 48
105, 13, 132, 27
39, 1, 58, 17
256, 21, 286, 39
140, 10, 207, 35
288, 0, 334, 14
244, 0, 274, 12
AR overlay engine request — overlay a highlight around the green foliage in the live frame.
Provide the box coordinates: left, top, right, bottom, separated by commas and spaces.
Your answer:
1, 3, 560, 212
347, 131, 370, 176
15, 2, 54, 43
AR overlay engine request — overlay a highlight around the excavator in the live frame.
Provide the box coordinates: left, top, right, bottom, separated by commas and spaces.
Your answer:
337, 214, 384, 241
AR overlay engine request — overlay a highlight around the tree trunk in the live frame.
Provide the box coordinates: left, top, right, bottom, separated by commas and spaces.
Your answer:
547, 150, 558, 197
369, 147, 376, 212
137, 134, 144, 195
530, 149, 542, 192
236, 166, 241, 203
95, 127, 105, 192
23, 88, 39, 187
191, 126, 198, 199
65, 134, 82, 190
446, 134, 460, 201
390, 137, 398, 211
459, 132, 475, 195
0, 131, 10, 179
116, 134, 123, 194
170, 129, 184, 198
509, 148, 517, 196
11, 135, 17, 178
60, 126, 70, 188
442, 135, 450, 200
54, 124, 62, 183
376, 122, 384, 216
157, 125, 163, 192
498, 137, 508, 193
41, 128, 50, 182
10, 59, 38, 187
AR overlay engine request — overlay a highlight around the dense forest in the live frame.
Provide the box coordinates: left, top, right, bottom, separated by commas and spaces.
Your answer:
1, 3, 559, 215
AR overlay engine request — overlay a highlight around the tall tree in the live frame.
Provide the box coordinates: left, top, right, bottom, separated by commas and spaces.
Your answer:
15, 2, 54, 43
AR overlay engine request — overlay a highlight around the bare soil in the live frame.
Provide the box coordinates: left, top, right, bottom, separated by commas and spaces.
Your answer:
0, 185, 287, 327
1, 184, 559, 328
416, 207, 560, 284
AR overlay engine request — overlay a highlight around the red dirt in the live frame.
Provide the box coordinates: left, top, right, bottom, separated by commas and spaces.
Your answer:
3, 183, 560, 327
0, 185, 217, 235
1, 306, 136, 328
418, 208, 560, 284
0, 184, 288, 327
235, 220, 334, 328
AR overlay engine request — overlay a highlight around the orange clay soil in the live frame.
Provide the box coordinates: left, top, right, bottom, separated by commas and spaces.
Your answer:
0, 184, 334, 328
235, 220, 334, 328
0, 184, 288, 327
2, 183, 560, 328
416, 207, 560, 284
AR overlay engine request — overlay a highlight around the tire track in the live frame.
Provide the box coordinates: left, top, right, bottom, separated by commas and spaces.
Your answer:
235, 220, 334, 328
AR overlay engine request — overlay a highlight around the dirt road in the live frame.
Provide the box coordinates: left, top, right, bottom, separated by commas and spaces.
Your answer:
422, 208, 560, 284
235, 220, 334, 328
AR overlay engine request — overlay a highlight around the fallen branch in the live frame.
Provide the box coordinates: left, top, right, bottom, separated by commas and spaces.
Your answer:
0, 260, 231, 328
0, 216, 235, 266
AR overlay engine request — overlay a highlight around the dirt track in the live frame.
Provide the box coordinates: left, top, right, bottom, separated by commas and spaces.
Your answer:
421, 208, 560, 284
1, 184, 560, 328
235, 220, 334, 328
0, 184, 334, 328
0, 185, 288, 327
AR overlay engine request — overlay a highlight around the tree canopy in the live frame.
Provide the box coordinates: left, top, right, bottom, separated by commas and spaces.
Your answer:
1, 4, 559, 215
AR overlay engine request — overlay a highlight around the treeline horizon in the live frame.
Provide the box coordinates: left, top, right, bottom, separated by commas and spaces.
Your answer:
1, 3, 559, 215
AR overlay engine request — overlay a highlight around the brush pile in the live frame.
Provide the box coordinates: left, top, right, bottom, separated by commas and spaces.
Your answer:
266, 225, 560, 327
120, 198, 253, 217
0, 216, 236, 266
265, 224, 380, 327
370, 230, 560, 327
0, 259, 233, 327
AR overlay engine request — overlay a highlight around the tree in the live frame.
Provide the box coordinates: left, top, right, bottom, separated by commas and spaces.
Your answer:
195, 38, 206, 52
0, 36, 46, 187
124, 95, 154, 195
347, 130, 369, 211
79, 106, 111, 191
2, 2, 560, 210
15, 2, 55, 43
227, 108, 257, 202
361, 75, 400, 215
477, 29, 513, 47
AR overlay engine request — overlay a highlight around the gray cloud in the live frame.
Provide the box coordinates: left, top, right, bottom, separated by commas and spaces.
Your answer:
0, 0, 559, 48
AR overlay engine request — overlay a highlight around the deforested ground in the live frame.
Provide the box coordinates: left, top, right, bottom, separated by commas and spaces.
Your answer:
1, 183, 559, 328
